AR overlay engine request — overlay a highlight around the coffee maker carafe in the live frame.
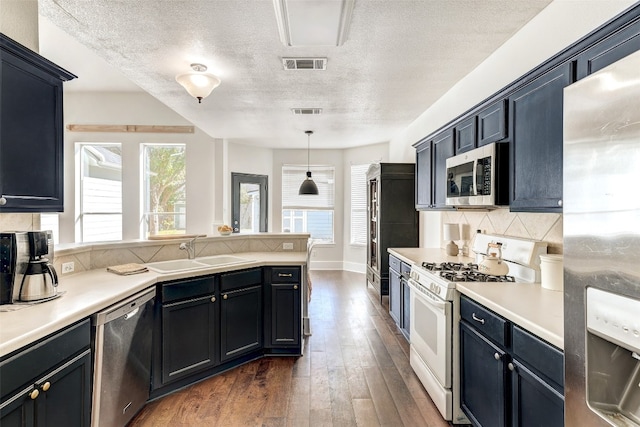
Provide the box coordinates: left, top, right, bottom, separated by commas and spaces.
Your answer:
18, 231, 59, 302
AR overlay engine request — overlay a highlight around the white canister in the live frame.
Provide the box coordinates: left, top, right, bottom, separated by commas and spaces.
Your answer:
540, 254, 564, 291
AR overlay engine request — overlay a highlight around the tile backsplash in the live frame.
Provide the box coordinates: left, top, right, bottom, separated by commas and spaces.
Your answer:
0, 213, 40, 231
442, 208, 563, 254
53, 235, 309, 275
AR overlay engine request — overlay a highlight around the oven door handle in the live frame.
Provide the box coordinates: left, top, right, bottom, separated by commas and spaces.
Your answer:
408, 279, 447, 310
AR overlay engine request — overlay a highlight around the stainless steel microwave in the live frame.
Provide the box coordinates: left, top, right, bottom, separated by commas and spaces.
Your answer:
445, 142, 509, 208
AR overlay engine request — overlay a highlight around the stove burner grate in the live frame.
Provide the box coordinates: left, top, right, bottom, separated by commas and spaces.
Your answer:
421, 261, 515, 282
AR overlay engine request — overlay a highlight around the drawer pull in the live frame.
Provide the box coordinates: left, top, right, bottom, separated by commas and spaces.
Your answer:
294, 285, 298, 290
223, 294, 228, 300
494, 352, 501, 361
508, 362, 515, 371
41, 381, 51, 392
30, 389, 39, 400
472, 313, 485, 324
210, 296, 216, 303
278, 273, 293, 277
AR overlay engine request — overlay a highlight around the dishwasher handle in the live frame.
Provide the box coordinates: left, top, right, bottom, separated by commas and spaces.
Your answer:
93, 288, 156, 326
124, 307, 140, 320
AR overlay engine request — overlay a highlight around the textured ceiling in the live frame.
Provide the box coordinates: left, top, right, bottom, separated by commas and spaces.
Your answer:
38, 0, 553, 149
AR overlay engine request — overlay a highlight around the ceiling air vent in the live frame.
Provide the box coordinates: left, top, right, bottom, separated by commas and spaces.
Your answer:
292, 108, 323, 115
282, 57, 327, 70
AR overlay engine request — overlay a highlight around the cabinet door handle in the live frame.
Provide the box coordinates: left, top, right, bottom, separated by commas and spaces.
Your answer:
278, 273, 293, 277
41, 381, 51, 392
0, 197, 6, 206
29, 389, 39, 400
508, 362, 515, 371
472, 313, 485, 324
293, 285, 298, 290
210, 296, 216, 303
223, 294, 228, 300
494, 352, 501, 361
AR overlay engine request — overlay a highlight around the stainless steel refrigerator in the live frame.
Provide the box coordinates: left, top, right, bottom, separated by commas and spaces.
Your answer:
564, 49, 640, 426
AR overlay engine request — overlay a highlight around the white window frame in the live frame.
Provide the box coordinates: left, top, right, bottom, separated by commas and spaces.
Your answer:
77, 143, 123, 243
282, 165, 335, 243
141, 143, 187, 238
350, 163, 370, 246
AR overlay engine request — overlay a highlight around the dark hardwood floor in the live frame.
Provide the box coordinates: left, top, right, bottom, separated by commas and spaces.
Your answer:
129, 270, 450, 426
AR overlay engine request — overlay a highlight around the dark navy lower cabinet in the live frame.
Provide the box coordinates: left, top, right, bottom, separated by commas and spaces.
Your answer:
460, 296, 564, 427
511, 360, 564, 427
157, 275, 218, 386
460, 321, 508, 427
0, 320, 92, 427
265, 267, 302, 351
220, 269, 263, 362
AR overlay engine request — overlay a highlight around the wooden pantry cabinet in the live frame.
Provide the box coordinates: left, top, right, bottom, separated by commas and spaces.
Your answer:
366, 163, 419, 302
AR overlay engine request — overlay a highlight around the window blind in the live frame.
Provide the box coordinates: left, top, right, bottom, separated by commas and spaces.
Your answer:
350, 164, 370, 245
282, 165, 335, 209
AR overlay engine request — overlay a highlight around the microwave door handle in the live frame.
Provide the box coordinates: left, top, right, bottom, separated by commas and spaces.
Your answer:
472, 159, 478, 195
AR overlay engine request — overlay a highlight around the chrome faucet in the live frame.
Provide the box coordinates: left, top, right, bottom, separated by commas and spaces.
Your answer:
179, 236, 201, 259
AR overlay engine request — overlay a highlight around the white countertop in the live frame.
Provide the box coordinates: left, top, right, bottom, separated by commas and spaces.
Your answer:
388, 247, 564, 350
0, 252, 306, 357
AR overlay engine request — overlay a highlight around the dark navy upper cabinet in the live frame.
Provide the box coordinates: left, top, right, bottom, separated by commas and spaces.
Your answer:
509, 63, 572, 212
432, 129, 455, 209
0, 34, 76, 212
478, 100, 507, 146
415, 140, 432, 209
455, 116, 476, 154
414, 129, 454, 210
576, 17, 640, 79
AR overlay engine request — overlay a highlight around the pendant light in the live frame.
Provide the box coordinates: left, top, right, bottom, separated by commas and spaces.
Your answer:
299, 130, 319, 195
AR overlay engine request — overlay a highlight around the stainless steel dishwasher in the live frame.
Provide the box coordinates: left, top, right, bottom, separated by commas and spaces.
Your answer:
91, 288, 155, 427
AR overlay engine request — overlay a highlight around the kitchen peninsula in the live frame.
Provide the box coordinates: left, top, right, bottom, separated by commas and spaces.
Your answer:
0, 234, 308, 426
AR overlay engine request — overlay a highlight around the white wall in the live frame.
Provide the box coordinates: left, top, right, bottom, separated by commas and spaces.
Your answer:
0, 0, 38, 51
342, 143, 389, 272
389, 0, 637, 248
60, 91, 219, 243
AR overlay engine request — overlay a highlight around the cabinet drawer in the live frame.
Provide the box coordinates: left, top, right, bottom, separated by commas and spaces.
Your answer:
460, 296, 508, 347
400, 261, 412, 276
220, 268, 262, 292
271, 267, 300, 283
512, 325, 564, 389
389, 255, 401, 273
161, 275, 215, 303
0, 319, 90, 400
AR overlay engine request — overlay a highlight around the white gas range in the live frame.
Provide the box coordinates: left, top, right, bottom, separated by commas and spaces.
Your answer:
407, 234, 548, 424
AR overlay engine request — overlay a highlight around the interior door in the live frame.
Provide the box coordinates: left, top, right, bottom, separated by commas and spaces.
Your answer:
231, 173, 268, 233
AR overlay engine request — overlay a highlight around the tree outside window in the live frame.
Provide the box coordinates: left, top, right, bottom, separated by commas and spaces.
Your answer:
143, 144, 186, 237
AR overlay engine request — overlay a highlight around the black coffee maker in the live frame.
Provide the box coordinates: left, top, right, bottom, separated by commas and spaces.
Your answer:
19, 231, 58, 301
0, 231, 57, 304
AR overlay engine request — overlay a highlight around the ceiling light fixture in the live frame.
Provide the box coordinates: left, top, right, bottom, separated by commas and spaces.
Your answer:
175, 63, 221, 104
273, 0, 355, 47
299, 130, 319, 195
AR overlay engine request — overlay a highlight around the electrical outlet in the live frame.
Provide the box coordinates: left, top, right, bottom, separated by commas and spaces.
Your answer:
283, 242, 294, 250
62, 262, 75, 274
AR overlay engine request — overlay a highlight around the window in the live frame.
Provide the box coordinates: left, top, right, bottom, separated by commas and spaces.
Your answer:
142, 144, 186, 238
282, 165, 335, 243
78, 143, 122, 242
350, 164, 370, 245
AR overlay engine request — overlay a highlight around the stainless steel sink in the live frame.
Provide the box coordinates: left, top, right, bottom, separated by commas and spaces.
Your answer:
196, 255, 253, 266
145, 255, 253, 273
145, 259, 209, 273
